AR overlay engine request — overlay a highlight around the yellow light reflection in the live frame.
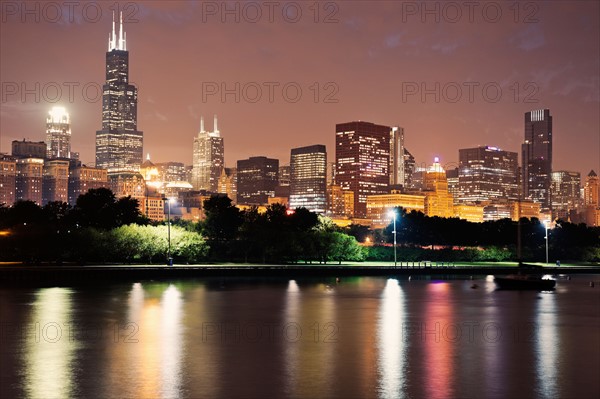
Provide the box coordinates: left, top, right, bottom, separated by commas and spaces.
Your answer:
24, 288, 77, 399
536, 293, 559, 398
377, 278, 406, 399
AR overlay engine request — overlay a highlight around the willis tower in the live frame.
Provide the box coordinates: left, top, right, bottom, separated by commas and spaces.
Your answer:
95, 12, 143, 175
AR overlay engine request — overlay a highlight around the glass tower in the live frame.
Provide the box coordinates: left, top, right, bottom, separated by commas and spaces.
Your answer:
95, 12, 143, 175
289, 144, 327, 213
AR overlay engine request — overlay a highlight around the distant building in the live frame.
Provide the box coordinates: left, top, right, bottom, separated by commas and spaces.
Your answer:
453, 204, 484, 223
335, 121, 391, 217
217, 167, 237, 202
403, 148, 416, 188
15, 158, 44, 204
192, 116, 224, 192
551, 171, 581, 221
68, 165, 109, 204
289, 144, 327, 213
12, 139, 46, 159
583, 170, 599, 226
522, 109, 552, 210
512, 200, 541, 221
95, 12, 143, 175
327, 184, 354, 218
46, 107, 72, 159
458, 146, 519, 204
421, 158, 454, 218
366, 191, 426, 228
237, 156, 279, 205
0, 154, 17, 205
390, 127, 405, 186
155, 162, 187, 183
279, 165, 291, 187
42, 159, 70, 205
446, 167, 459, 201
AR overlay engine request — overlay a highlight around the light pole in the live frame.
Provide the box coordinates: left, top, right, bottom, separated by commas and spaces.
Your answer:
544, 220, 549, 265
388, 209, 397, 267
164, 197, 173, 266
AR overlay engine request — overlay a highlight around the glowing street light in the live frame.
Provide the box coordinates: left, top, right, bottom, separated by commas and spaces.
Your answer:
388, 209, 397, 267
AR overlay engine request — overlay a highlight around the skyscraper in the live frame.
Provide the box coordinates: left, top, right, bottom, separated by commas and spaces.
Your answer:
46, 107, 71, 159
237, 156, 279, 205
458, 146, 519, 203
335, 121, 391, 218
522, 109, 552, 210
0, 154, 17, 206
289, 145, 327, 213
551, 171, 581, 220
192, 115, 224, 192
390, 126, 405, 186
42, 159, 69, 205
95, 12, 143, 175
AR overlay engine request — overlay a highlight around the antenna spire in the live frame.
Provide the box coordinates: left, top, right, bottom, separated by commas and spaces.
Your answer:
200, 116, 205, 133
214, 115, 218, 133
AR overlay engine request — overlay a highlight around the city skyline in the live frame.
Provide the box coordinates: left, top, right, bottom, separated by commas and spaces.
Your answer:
1, 2, 598, 177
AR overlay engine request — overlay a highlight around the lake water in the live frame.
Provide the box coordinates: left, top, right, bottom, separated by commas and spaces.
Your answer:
1, 275, 599, 399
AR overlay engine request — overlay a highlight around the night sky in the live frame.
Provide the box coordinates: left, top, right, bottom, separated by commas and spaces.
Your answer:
1, 1, 598, 176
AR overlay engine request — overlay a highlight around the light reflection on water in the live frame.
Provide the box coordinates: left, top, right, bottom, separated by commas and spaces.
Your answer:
1, 277, 599, 399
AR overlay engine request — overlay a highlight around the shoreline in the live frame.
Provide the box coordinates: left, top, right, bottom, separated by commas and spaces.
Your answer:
1, 263, 599, 286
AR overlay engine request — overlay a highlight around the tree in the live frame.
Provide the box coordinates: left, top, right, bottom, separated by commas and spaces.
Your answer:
202, 195, 243, 242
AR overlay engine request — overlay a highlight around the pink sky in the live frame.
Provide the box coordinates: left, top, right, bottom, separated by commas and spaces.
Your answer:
1, 1, 598, 176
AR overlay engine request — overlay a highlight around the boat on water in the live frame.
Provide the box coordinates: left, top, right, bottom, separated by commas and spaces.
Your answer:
494, 263, 556, 290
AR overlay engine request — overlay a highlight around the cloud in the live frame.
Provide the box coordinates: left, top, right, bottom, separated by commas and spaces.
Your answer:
511, 25, 545, 51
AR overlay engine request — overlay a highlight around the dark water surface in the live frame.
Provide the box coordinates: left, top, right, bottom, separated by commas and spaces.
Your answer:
1, 276, 599, 399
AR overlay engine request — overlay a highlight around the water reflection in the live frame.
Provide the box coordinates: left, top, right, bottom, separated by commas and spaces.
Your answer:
424, 282, 454, 399
104, 283, 183, 399
24, 288, 77, 399
536, 292, 559, 398
377, 279, 406, 399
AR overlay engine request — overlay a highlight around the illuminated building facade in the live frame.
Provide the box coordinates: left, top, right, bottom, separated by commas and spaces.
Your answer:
583, 170, 599, 226
15, 158, 44, 204
446, 168, 459, 201
192, 116, 224, 192
522, 109, 552, 210
156, 162, 187, 183
403, 148, 416, 188
327, 184, 354, 218
421, 159, 454, 218
366, 191, 426, 228
511, 200, 541, 221
237, 156, 279, 205
46, 107, 71, 159
335, 121, 391, 218
68, 165, 109, 204
217, 167, 237, 202
12, 140, 46, 159
96, 12, 143, 175
289, 145, 327, 213
0, 154, 17, 205
551, 171, 581, 221
453, 204, 484, 223
390, 127, 405, 186
42, 159, 69, 205
458, 146, 519, 203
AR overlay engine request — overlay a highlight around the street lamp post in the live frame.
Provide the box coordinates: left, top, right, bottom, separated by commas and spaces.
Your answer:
544, 220, 549, 265
164, 197, 173, 266
388, 209, 397, 267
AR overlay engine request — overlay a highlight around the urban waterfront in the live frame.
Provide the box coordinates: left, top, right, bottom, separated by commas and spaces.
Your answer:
1, 275, 599, 399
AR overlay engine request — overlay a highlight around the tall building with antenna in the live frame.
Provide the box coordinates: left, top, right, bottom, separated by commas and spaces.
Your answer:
95, 11, 143, 175
192, 115, 224, 192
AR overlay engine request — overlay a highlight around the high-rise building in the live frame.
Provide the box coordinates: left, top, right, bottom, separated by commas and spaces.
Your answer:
335, 121, 391, 218
583, 170, 599, 227
390, 126, 405, 186
403, 148, 416, 188
156, 162, 187, 183
327, 184, 354, 218
289, 144, 327, 213
0, 154, 17, 205
12, 140, 46, 159
237, 156, 279, 205
68, 165, 109, 204
45, 107, 71, 159
421, 158, 454, 218
551, 171, 581, 221
95, 12, 143, 175
522, 109, 552, 210
15, 158, 44, 204
42, 159, 70, 205
458, 146, 519, 203
192, 115, 224, 192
